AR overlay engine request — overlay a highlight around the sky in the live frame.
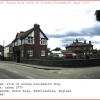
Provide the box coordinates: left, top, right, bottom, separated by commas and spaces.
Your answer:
0, 1, 100, 50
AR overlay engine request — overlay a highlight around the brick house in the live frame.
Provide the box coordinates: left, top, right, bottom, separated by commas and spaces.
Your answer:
66, 39, 93, 54
4, 44, 12, 58
0, 45, 4, 55
12, 24, 48, 60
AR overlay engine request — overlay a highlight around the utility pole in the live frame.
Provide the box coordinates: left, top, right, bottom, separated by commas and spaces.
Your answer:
3, 40, 5, 55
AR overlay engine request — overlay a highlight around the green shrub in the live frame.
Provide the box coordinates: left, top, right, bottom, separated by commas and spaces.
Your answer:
80, 56, 86, 59
26, 52, 30, 59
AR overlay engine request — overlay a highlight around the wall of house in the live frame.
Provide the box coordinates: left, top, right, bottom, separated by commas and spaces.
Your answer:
19, 45, 24, 58
22, 29, 48, 58
40, 45, 48, 57
40, 32, 47, 45
0, 46, 4, 55
4, 46, 10, 57
12, 24, 48, 59
33, 28, 40, 58
24, 44, 34, 58
69, 46, 93, 53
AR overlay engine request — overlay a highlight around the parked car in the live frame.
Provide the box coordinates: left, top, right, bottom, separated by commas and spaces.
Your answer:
65, 53, 77, 59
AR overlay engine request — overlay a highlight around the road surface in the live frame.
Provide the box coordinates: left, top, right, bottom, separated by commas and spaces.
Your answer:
0, 61, 100, 79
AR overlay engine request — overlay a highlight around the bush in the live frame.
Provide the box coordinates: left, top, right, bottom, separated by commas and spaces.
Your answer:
26, 52, 30, 59
80, 56, 86, 59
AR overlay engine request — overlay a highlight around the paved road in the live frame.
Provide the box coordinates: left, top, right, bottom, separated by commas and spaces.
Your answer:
0, 61, 100, 79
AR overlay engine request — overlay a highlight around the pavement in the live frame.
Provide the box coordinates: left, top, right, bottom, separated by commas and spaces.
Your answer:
0, 61, 65, 70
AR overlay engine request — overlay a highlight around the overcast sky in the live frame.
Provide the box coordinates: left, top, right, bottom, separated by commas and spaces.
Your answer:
0, 1, 100, 50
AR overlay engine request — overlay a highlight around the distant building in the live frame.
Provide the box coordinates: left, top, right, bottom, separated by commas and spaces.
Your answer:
0, 45, 4, 55
4, 44, 12, 58
65, 39, 93, 54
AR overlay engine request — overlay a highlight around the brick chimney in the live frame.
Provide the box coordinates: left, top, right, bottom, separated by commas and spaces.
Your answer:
84, 40, 86, 44
76, 39, 78, 44
89, 41, 91, 45
34, 23, 40, 29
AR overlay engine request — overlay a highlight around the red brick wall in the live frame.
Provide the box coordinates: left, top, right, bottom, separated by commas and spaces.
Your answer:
23, 28, 48, 58
24, 44, 34, 58
68, 46, 93, 53
34, 28, 40, 58
40, 45, 48, 57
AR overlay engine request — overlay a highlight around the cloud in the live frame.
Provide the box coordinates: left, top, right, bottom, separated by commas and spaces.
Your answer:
47, 23, 100, 50
0, 4, 100, 50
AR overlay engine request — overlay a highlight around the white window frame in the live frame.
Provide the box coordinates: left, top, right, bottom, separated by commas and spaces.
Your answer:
28, 49, 33, 57
28, 37, 33, 44
21, 50, 23, 57
41, 50, 45, 56
40, 38, 47, 45
89, 47, 92, 50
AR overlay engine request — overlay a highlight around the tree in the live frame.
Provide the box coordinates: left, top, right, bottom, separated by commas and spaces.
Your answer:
47, 48, 51, 53
74, 48, 84, 54
52, 47, 62, 51
94, 10, 100, 22
93, 49, 98, 54
93, 49, 98, 58
74, 48, 84, 59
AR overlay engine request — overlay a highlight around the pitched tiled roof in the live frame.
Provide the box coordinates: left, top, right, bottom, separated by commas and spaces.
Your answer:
12, 25, 48, 43
20, 28, 34, 39
66, 41, 93, 48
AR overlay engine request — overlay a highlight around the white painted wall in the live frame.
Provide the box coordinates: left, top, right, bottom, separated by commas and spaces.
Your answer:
40, 32, 45, 38
22, 39, 24, 45
4, 46, 9, 57
40, 32, 47, 45
25, 39, 28, 44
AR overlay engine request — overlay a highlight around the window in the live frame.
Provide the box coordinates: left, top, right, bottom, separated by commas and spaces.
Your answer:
41, 50, 45, 56
21, 50, 23, 57
15, 41, 17, 46
84, 47, 86, 50
22, 39, 25, 45
28, 49, 33, 57
89, 47, 92, 50
18, 39, 21, 46
40, 38, 47, 45
28, 37, 33, 44
12, 43, 14, 47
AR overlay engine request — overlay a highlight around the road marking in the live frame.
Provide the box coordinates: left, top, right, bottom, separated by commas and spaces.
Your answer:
6, 69, 18, 73
77, 74, 81, 75
7, 69, 12, 71
26, 76, 33, 79
83, 76, 90, 78
49, 70, 54, 71
65, 73, 70, 74
89, 72, 93, 73
0, 73, 11, 79
12, 71, 18, 73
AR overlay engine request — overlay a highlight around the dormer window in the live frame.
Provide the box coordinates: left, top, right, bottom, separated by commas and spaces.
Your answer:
28, 37, 33, 44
